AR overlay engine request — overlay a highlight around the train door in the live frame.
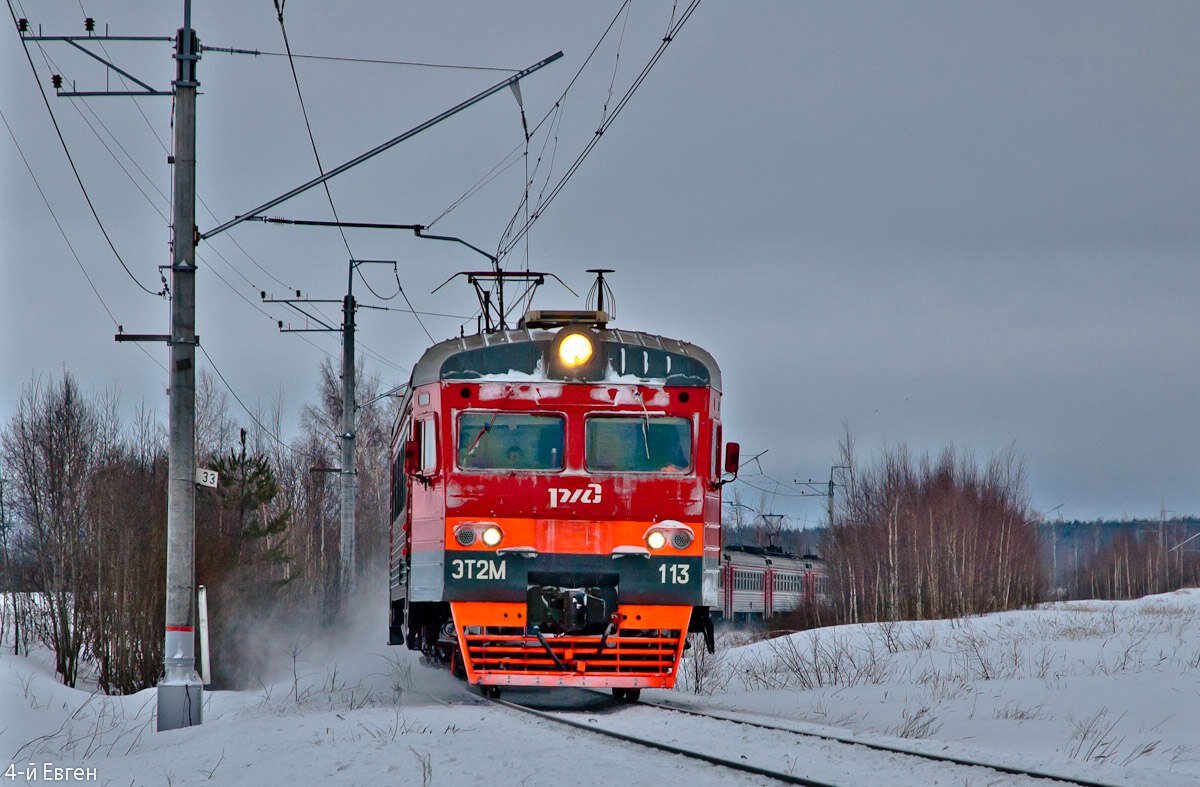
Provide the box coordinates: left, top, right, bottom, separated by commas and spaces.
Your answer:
764, 567, 774, 618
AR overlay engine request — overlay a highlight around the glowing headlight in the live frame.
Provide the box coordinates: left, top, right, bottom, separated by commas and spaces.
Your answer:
481, 526, 503, 547
557, 332, 594, 368
646, 530, 667, 550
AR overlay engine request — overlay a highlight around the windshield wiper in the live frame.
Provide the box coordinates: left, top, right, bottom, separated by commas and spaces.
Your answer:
464, 388, 513, 459
464, 410, 501, 458
635, 390, 651, 460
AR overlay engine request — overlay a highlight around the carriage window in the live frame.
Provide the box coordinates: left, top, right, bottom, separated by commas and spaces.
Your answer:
586, 416, 692, 473
457, 412, 564, 470
391, 459, 407, 519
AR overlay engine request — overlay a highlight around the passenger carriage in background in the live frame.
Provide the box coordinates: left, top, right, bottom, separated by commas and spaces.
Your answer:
388, 307, 739, 699
717, 545, 829, 623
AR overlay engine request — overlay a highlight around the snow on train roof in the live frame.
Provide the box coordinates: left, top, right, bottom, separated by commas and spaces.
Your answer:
724, 545, 826, 571
409, 327, 722, 391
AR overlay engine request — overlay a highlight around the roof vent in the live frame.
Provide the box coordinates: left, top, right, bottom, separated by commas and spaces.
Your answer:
519, 309, 609, 329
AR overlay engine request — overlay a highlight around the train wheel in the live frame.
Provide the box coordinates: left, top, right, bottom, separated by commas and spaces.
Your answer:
482, 685, 502, 699
611, 687, 626, 700
623, 688, 641, 702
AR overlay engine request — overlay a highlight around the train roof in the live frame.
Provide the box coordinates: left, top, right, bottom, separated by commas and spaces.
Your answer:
410, 327, 722, 391
724, 544, 825, 570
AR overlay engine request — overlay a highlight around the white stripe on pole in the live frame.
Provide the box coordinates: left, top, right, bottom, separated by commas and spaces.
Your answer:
198, 585, 211, 686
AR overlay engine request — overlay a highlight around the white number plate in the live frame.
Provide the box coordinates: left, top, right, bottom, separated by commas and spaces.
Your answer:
658, 564, 690, 584
450, 558, 507, 580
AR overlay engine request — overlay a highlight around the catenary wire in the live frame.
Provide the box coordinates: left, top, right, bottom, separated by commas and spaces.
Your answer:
203, 44, 519, 73
0, 106, 167, 374
197, 344, 300, 455
273, 1, 435, 346
25, 3, 401, 379
16, 35, 344, 372
497, 0, 701, 260
430, 0, 631, 232
273, 0, 353, 259
8, 0, 164, 297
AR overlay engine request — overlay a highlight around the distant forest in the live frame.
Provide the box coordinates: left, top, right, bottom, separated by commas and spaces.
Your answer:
726, 507, 1200, 606
1039, 517, 1200, 593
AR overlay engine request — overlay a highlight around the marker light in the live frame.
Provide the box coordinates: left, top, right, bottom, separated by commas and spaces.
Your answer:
455, 527, 477, 547
646, 530, 667, 550
481, 526, 503, 547
557, 332, 594, 368
671, 529, 694, 549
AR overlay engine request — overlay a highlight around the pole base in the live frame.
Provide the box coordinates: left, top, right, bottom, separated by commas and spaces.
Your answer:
156, 680, 203, 730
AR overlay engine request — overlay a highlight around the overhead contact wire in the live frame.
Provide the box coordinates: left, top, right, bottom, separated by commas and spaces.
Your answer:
498, 0, 701, 261
274, 1, 435, 346
8, 0, 164, 297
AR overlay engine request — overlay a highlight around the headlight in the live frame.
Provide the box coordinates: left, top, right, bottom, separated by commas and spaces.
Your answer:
455, 527, 476, 547
646, 530, 667, 550
557, 332, 594, 368
481, 526, 503, 547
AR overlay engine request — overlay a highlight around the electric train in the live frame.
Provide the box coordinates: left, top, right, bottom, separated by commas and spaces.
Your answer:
386, 308, 737, 699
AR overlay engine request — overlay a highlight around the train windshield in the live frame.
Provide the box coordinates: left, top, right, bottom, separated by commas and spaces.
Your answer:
586, 416, 692, 473
457, 412, 564, 471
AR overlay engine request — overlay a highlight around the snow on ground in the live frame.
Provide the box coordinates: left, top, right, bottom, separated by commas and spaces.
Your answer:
1, 594, 772, 786
662, 588, 1200, 785
3, 589, 1200, 785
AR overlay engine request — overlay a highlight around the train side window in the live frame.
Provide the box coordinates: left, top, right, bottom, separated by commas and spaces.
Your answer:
734, 570, 762, 591
419, 418, 437, 472
392, 457, 407, 517
711, 424, 722, 481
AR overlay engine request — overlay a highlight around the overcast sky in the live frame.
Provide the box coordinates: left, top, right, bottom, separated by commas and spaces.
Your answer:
2, 1, 1198, 526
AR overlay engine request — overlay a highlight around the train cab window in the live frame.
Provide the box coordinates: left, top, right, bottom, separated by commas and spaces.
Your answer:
711, 424, 722, 481
419, 418, 437, 472
457, 412, 564, 471
586, 416, 692, 473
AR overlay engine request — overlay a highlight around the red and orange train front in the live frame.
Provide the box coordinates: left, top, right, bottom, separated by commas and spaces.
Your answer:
388, 316, 734, 696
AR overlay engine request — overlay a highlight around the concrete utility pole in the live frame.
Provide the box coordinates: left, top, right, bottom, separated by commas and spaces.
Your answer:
339, 273, 357, 593
158, 0, 203, 731
264, 260, 398, 598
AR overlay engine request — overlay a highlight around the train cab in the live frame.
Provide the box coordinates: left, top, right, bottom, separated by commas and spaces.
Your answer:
387, 310, 735, 696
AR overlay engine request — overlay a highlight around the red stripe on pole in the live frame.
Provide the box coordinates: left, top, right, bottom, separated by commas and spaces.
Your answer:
166, 625, 194, 632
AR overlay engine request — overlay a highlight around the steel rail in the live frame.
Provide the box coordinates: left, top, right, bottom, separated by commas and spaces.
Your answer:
492, 697, 834, 786
630, 696, 1118, 787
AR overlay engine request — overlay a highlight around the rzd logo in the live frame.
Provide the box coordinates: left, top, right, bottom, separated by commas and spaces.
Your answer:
549, 483, 602, 508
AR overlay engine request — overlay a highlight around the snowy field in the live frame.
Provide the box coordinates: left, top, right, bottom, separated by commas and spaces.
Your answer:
668, 588, 1200, 785
2, 589, 1199, 785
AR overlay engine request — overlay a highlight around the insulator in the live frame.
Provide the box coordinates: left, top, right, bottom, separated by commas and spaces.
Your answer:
51, 74, 63, 89
84, 17, 95, 32
17, 18, 28, 32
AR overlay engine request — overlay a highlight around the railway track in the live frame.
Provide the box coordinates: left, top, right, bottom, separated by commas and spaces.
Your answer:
492, 691, 1120, 787
629, 695, 1119, 787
